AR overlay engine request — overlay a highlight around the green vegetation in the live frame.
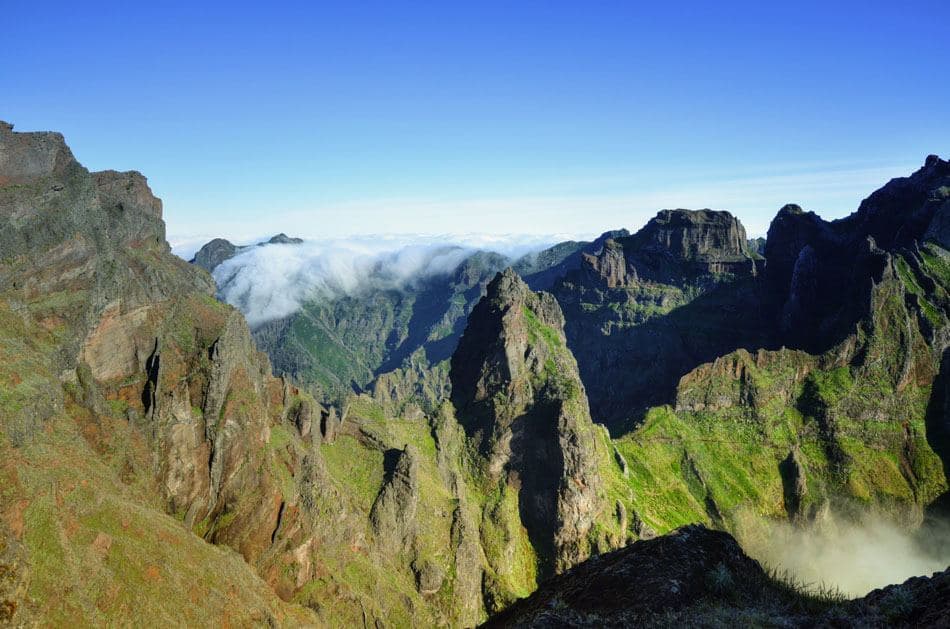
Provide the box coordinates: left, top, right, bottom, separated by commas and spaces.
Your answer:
320, 435, 386, 512
522, 305, 563, 350
479, 480, 539, 610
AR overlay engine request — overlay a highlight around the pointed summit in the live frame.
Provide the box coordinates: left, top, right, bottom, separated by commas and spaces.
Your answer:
451, 268, 607, 575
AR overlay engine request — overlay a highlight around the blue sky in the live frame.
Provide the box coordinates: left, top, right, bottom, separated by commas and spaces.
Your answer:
3, 1, 948, 245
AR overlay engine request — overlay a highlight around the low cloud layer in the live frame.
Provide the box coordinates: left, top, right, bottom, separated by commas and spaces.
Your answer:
211, 234, 565, 326
750, 511, 950, 598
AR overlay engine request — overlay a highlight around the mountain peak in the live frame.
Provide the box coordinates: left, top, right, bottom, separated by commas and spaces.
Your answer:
484, 267, 529, 302
778, 203, 806, 216
190, 237, 239, 272
267, 233, 303, 244
451, 269, 606, 574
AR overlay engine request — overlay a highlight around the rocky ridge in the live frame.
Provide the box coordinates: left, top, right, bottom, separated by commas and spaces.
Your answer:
0, 121, 316, 625
190, 232, 303, 273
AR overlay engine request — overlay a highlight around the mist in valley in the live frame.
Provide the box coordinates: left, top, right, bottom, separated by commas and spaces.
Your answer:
750, 510, 950, 598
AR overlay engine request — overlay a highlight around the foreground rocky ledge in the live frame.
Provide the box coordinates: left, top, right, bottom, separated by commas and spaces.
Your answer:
485, 524, 950, 628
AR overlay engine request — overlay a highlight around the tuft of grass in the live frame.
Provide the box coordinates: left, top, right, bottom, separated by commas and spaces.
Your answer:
764, 566, 847, 612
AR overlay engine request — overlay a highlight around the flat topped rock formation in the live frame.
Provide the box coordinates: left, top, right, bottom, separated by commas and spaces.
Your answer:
630, 208, 751, 260
580, 208, 757, 288
0, 120, 76, 185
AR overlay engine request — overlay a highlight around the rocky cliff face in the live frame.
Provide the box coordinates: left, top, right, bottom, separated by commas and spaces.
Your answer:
553, 208, 767, 431
451, 269, 612, 583
0, 125, 297, 561
765, 156, 950, 353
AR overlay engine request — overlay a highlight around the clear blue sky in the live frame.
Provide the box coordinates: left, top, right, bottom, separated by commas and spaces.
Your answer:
3, 1, 948, 246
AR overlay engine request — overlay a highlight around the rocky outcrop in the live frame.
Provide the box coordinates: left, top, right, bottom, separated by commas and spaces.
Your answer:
485, 525, 773, 627
674, 348, 815, 413
584, 209, 757, 287
514, 229, 630, 291
485, 524, 950, 628
370, 445, 420, 553
451, 269, 607, 575
779, 448, 809, 521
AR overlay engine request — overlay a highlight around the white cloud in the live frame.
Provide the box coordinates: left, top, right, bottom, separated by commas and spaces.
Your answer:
211, 234, 566, 327
749, 510, 950, 597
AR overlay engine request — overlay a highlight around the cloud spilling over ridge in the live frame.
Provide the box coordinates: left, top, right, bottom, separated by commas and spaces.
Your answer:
212, 234, 569, 326
748, 511, 950, 597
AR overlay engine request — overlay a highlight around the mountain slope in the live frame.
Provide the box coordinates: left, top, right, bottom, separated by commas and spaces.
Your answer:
602, 156, 950, 560
0, 121, 316, 625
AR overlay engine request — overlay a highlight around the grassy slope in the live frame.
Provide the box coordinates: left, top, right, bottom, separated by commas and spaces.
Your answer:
292, 395, 482, 627
0, 300, 315, 627
605, 251, 949, 551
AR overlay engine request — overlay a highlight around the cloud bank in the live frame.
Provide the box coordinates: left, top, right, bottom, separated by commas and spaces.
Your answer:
749, 511, 950, 597
211, 234, 568, 327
